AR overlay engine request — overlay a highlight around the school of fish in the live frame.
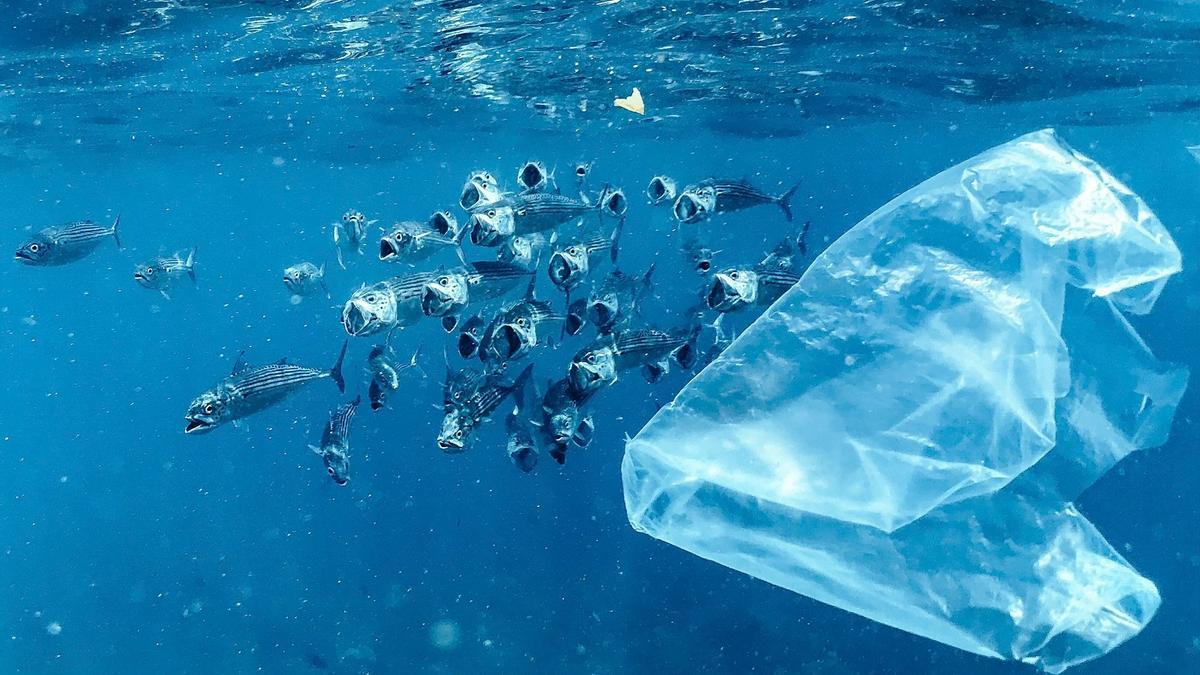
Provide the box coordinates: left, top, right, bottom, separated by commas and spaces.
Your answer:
13, 161, 808, 483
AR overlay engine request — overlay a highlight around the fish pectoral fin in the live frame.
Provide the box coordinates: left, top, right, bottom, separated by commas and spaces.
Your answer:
309, 444, 324, 456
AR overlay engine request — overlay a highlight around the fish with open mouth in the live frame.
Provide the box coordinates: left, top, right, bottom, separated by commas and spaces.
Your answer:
15, 216, 121, 266
478, 278, 564, 367
378, 215, 466, 265
504, 375, 546, 473
547, 220, 623, 297
419, 261, 533, 319
537, 377, 596, 465
333, 210, 372, 269
310, 396, 360, 486
283, 261, 328, 301
567, 321, 701, 397
456, 314, 487, 359
459, 170, 505, 210
706, 221, 810, 314
564, 297, 589, 337
367, 334, 424, 411
341, 271, 438, 337
134, 247, 197, 299
467, 192, 599, 247
443, 365, 486, 413
573, 161, 592, 187
646, 175, 677, 205
672, 179, 799, 224
516, 160, 556, 193
183, 341, 348, 434
587, 264, 655, 335
437, 364, 533, 453
682, 236, 721, 275
594, 184, 629, 221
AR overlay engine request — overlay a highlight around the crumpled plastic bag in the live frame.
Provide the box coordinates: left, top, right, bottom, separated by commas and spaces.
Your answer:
623, 129, 1187, 673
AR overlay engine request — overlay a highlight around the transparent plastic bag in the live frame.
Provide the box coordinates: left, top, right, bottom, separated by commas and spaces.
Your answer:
623, 130, 1187, 673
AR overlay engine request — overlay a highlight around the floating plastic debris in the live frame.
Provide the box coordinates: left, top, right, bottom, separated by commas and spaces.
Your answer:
614, 88, 645, 115
623, 129, 1187, 674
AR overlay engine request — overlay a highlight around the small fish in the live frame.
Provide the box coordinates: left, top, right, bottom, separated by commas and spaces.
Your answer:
310, 396, 360, 485
420, 261, 533, 318
672, 179, 799, 224
564, 297, 589, 337
496, 232, 545, 269
468, 192, 599, 247
573, 161, 592, 187
459, 170, 504, 210
378, 218, 465, 265
505, 376, 543, 473
706, 222, 810, 314
184, 341, 347, 434
283, 261, 328, 300
539, 377, 597, 455
333, 210, 371, 269
547, 221, 623, 295
341, 272, 437, 337
595, 185, 629, 220
479, 278, 564, 366
437, 364, 533, 453
456, 314, 487, 359
682, 237, 720, 275
367, 335, 424, 411
587, 264, 655, 334
134, 247, 197, 299
516, 160, 556, 193
567, 321, 700, 397
646, 176, 677, 205
15, 216, 121, 266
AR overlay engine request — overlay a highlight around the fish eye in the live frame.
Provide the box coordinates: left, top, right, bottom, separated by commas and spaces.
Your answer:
146, 268, 154, 275
29, 243, 39, 252
455, 430, 463, 438
203, 403, 214, 414
487, 210, 496, 218
366, 294, 377, 303
439, 276, 449, 285
730, 271, 739, 280
453, 392, 461, 400
327, 467, 336, 476
586, 353, 596, 364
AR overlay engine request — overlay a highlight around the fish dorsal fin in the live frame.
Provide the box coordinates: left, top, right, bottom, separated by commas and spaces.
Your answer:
275, 357, 289, 365
231, 351, 250, 376
523, 274, 538, 300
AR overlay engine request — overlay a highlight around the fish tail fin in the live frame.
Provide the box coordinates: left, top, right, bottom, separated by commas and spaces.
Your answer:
796, 220, 811, 258
609, 216, 625, 264
641, 262, 656, 291
511, 364, 535, 400
778, 182, 800, 222
110, 214, 123, 249
186, 246, 198, 284
330, 340, 348, 393
351, 394, 362, 407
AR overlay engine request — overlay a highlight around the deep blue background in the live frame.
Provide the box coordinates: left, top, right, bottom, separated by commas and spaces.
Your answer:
1, 111, 1197, 674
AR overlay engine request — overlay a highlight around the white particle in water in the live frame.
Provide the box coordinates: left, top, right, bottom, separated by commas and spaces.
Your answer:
46, 622, 62, 636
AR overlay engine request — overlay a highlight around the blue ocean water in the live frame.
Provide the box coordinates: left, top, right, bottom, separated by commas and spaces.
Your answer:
1, 2, 1198, 673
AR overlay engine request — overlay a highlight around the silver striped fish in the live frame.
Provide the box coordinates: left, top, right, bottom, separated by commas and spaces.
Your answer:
707, 221, 810, 313
420, 261, 534, 318
15, 216, 121, 266
341, 272, 437, 337
184, 341, 348, 434
135, 247, 197, 299
438, 364, 533, 453
567, 321, 701, 396
310, 396, 360, 485
467, 192, 599, 246
672, 179, 799, 224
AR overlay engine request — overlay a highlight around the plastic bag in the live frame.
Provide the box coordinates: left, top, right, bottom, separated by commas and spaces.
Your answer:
623, 129, 1187, 673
